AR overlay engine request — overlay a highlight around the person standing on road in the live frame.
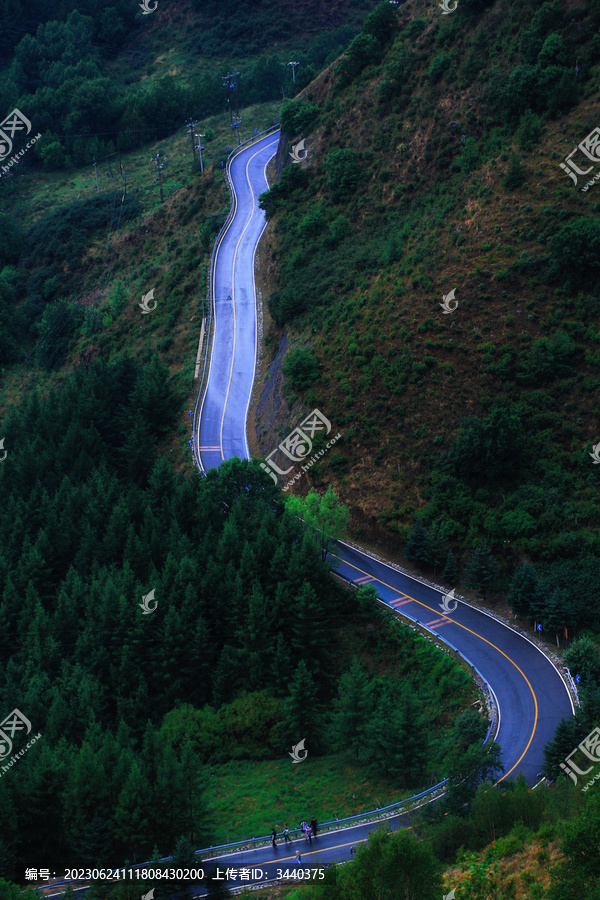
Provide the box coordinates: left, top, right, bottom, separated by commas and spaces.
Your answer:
295, 851, 302, 866
306, 824, 312, 844
283, 826, 292, 843
310, 817, 318, 837
271, 827, 277, 847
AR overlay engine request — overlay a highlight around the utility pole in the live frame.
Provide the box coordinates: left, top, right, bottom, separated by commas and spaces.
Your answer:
118, 147, 127, 196
92, 157, 99, 192
151, 151, 167, 203
223, 72, 234, 126
232, 116, 242, 145
195, 132, 205, 173
287, 61, 299, 83
232, 68, 240, 121
186, 117, 198, 165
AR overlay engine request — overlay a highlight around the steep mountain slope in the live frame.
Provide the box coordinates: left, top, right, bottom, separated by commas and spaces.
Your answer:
258, 0, 600, 610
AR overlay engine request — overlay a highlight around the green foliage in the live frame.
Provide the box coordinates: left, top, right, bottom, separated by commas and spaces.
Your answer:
516, 330, 578, 384
506, 564, 543, 619
282, 348, 321, 389
258, 164, 308, 221
280, 99, 320, 136
564, 637, 600, 684
463, 542, 499, 599
503, 152, 527, 189
445, 406, 526, 486
538, 33, 568, 68
404, 518, 431, 567
336, 33, 382, 85
428, 52, 453, 84
0, 215, 23, 267
442, 549, 458, 584
325, 827, 444, 900
161, 693, 284, 762
286, 485, 350, 559
39, 140, 71, 170
325, 149, 363, 200
549, 789, 600, 900
328, 215, 353, 244
35, 299, 83, 370
362, 2, 398, 45
517, 110, 543, 151
549, 219, 600, 288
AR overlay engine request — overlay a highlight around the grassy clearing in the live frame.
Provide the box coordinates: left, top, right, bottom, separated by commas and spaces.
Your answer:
204, 754, 414, 845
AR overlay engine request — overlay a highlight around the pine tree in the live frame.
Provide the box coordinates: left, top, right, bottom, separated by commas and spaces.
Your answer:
283, 659, 321, 749
169, 836, 197, 900
503, 152, 527, 189
71, 813, 112, 865
463, 542, 499, 599
331, 657, 369, 760
110, 279, 128, 314
441, 549, 458, 584
404, 518, 430, 568
506, 563, 540, 619
0, 841, 14, 881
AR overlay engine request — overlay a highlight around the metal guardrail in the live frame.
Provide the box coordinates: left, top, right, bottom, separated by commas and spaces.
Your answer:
191, 125, 281, 474
565, 667, 580, 707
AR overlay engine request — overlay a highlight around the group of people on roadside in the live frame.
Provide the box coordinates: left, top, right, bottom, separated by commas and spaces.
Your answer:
271, 817, 318, 848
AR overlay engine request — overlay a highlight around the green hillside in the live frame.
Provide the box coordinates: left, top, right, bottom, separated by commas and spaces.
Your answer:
258, 0, 600, 636
0, 0, 599, 894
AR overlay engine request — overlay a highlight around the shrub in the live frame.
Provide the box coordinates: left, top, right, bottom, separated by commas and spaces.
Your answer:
549, 218, 600, 287
516, 330, 577, 384
362, 1, 398, 44
279, 98, 320, 136
446, 406, 526, 485
35, 298, 83, 370
517, 110, 543, 151
325, 148, 363, 200
328, 215, 352, 244
428, 52, 453, 84
336, 32, 381, 85
282, 348, 321, 390
503, 153, 527, 189
0, 214, 23, 266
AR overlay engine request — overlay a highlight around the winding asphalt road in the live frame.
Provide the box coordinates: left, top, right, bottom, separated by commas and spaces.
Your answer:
198, 133, 279, 470
188, 129, 576, 891
45, 125, 575, 900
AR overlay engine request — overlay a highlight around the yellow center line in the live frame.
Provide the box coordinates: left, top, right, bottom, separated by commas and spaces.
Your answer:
218, 139, 278, 460
332, 552, 538, 784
